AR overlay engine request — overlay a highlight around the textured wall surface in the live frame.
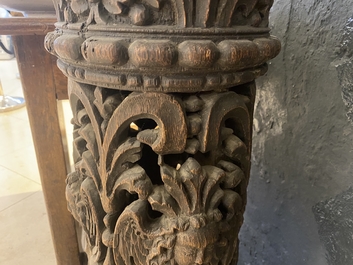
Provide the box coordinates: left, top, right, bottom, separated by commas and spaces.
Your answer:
239, 1, 353, 264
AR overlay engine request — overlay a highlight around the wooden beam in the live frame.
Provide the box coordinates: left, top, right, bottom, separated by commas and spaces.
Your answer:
12, 34, 81, 265
0, 18, 56, 35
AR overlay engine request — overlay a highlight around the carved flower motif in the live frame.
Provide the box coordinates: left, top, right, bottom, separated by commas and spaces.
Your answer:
65, 0, 161, 25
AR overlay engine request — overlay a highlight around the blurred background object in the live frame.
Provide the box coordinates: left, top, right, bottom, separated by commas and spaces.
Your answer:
0, 7, 14, 60
0, 7, 24, 112
0, 0, 54, 17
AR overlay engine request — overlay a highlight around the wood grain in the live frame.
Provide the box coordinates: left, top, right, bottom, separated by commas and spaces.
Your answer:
12, 35, 80, 265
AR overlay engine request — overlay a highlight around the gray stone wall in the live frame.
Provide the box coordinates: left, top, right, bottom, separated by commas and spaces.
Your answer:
239, 1, 353, 264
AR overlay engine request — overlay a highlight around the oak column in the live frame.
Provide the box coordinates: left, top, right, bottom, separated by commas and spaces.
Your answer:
46, 1, 280, 264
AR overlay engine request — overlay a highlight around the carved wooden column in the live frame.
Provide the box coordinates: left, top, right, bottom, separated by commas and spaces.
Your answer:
46, 1, 280, 264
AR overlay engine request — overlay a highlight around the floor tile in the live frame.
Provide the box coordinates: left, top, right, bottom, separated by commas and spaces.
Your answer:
0, 114, 34, 156
0, 166, 41, 211
0, 58, 23, 97
0, 191, 56, 265
2, 106, 28, 121
0, 145, 41, 184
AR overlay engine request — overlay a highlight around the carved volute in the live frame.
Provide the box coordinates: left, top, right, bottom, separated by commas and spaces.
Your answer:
46, 1, 280, 264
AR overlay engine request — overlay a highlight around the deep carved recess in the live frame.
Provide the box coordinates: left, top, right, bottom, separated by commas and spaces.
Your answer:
47, 1, 279, 264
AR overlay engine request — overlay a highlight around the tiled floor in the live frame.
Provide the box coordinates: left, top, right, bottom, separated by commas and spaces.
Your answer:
0, 58, 72, 264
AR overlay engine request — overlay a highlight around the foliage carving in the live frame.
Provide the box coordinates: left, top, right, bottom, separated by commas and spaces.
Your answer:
65, 80, 252, 264
53, 0, 273, 27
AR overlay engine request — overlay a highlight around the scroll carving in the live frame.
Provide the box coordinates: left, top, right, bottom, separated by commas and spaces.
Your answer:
47, 0, 280, 264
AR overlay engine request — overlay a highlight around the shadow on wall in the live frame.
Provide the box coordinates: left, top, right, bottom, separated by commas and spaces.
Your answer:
239, 1, 353, 265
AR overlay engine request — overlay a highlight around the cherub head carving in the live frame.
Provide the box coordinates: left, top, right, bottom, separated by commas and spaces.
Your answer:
113, 157, 242, 265
173, 221, 224, 265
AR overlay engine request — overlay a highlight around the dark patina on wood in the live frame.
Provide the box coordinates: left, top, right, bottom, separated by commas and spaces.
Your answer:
46, 1, 280, 264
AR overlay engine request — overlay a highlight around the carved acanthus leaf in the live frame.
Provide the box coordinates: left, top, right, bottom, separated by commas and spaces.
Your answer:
143, 0, 160, 9
109, 165, 153, 203
217, 160, 245, 189
93, 87, 123, 134
158, 157, 226, 217
102, 0, 126, 15
106, 138, 142, 191
148, 185, 178, 217
71, 0, 89, 15
66, 174, 106, 262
